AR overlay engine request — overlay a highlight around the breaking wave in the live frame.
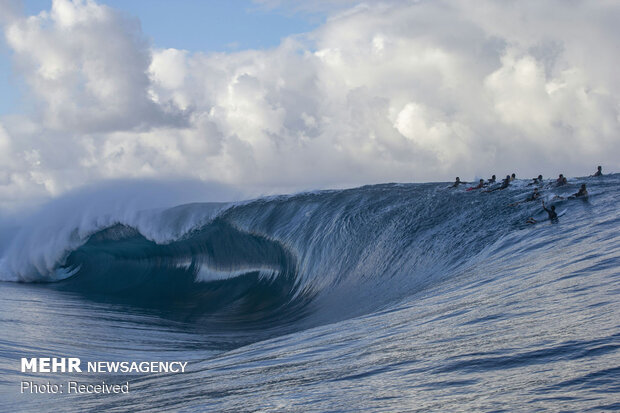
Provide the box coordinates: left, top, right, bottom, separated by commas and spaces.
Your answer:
1, 174, 617, 331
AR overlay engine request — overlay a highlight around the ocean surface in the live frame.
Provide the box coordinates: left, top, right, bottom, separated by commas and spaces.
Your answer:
0, 175, 618, 412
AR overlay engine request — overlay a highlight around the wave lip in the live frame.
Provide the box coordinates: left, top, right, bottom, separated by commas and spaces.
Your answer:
0, 201, 228, 282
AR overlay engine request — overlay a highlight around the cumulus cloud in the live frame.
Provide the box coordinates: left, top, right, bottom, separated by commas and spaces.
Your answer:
4, 0, 186, 132
1, 0, 619, 210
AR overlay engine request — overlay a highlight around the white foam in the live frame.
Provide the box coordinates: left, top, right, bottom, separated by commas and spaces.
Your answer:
0, 180, 240, 282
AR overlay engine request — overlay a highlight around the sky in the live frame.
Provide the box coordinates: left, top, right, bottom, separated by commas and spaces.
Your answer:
0, 0, 619, 210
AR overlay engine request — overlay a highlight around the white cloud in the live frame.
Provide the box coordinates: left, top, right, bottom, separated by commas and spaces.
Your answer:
5, 0, 185, 133
1, 0, 619, 210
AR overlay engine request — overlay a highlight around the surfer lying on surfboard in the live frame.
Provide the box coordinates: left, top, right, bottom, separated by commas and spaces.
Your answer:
550, 183, 589, 201
467, 179, 485, 191
527, 175, 543, 186
509, 188, 540, 206
450, 177, 467, 188
485, 175, 511, 192
570, 184, 588, 199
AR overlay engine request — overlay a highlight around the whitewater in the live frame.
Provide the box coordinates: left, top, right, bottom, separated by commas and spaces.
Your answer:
0, 175, 618, 412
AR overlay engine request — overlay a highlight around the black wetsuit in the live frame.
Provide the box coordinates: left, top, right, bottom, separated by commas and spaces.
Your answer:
543, 205, 557, 220
525, 192, 540, 202
573, 188, 588, 198
488, 177, 510, 192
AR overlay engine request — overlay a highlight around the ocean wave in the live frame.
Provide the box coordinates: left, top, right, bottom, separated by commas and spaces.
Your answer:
1, 175, 616, 327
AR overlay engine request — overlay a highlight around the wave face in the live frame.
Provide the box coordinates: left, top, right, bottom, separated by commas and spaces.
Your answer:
1, 175, 618, 334
1, 175, 619, 412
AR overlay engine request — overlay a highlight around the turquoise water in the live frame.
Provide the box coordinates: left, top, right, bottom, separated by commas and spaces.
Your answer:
1, 175, 618, 411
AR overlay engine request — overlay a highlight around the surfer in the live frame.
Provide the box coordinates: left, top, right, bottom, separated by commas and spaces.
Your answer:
542, 200, 558, 221
556, 174, 567, 186
509, 188, 540, 206
487, 175, 496, 184
570, 184, 588, 199
501, 175, 511, 188
526, 188, 541, 202
592, 166, 603, 177
469, 179, 485, 190
487, 175, 511, 192
451, 177, 466, 188
528, 175, 543, 186
510, 173, 516, 181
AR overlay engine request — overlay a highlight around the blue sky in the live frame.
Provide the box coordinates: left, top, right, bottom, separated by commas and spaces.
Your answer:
0, 0, 320, 115
22, 0, 319, 51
